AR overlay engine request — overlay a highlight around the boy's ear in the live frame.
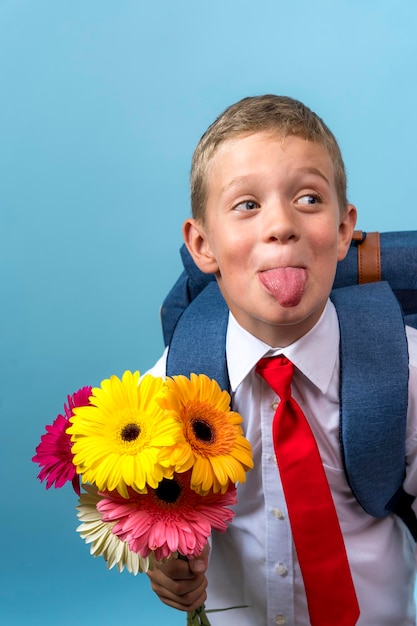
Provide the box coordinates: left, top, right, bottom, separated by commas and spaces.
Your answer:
337, 204, 357, 261
183, 218, 219, 274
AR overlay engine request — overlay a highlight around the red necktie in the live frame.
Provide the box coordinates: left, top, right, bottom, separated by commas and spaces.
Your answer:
256, 356, 360, 626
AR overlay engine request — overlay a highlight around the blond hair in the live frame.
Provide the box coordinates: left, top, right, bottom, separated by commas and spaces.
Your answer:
190, 95, 347, 222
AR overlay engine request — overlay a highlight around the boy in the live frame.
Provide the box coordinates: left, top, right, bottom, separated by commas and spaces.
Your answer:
146, 95, 417, 625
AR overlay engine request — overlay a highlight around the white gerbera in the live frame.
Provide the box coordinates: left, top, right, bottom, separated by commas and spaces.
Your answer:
76, 484, 150, 575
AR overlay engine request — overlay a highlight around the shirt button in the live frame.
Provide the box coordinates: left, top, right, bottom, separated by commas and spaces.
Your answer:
271, 400, 279, 410
275, 615, 286, 625
272, 508, 285, 520
275, 562, 288, 577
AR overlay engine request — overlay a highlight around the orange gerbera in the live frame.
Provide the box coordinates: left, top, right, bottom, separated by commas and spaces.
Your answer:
158, 374, 253, 495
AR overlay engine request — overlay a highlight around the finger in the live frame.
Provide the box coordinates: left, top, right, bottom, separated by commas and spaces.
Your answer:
147, 567, 207, 612
151, 555, 195, 580
188, 543, 210, 575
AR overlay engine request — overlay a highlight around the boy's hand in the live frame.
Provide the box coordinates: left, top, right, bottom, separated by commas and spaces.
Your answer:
147, 544, 210, 612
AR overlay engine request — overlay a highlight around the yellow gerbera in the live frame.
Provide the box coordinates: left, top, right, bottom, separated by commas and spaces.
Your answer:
158, 374, 254, 495
67, 371, 183, 497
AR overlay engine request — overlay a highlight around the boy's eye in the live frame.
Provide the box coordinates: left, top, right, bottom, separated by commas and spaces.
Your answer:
234, 200, 260, 211
297, 194, 320, 205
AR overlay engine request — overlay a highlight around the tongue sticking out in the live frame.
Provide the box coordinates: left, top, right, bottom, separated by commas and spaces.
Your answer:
259, 267, 307, 307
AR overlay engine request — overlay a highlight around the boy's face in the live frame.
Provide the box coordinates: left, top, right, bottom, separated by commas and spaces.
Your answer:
184, 131, 356, 347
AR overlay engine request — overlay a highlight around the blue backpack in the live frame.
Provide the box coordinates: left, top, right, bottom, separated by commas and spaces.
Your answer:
161, 231, 417, 538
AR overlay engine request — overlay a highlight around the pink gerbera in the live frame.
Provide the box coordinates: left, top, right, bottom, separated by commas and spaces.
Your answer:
32, 386, 92, 495
97, 470, 237, 561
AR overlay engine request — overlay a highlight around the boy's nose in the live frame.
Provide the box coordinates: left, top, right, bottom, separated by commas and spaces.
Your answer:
262, 201, 299, 243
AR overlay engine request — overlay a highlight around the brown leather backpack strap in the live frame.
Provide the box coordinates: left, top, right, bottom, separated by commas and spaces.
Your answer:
352, 230, 381, 284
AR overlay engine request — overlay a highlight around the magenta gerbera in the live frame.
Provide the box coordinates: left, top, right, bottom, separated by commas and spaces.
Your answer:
32, 386, 92, 495
97, 470, 237, 561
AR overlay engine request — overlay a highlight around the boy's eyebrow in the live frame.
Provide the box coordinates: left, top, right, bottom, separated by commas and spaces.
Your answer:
297, 166, 331, 185
220, 176, 253, 195
220, 167, 331, 195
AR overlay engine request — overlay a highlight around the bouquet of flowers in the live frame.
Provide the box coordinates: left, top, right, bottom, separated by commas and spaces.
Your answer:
32, 370, 254, 625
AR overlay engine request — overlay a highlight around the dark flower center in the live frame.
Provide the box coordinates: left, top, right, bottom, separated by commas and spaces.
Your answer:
192, 419, 214, 443
156, 478, 181, 504
121, 423, 141, 442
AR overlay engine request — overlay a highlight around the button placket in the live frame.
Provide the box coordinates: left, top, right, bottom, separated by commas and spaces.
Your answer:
260, 374, 293, 626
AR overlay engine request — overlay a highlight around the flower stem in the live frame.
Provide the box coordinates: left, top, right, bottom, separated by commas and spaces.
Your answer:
187, 605, 211, 626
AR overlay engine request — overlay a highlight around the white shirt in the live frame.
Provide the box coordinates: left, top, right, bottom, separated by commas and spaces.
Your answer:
148, 300, 417, 625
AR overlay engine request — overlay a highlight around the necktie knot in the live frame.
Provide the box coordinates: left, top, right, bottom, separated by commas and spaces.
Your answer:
256, 355, 294, 402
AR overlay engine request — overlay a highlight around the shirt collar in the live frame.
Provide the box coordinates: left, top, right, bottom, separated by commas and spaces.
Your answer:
226, 300, 339, 394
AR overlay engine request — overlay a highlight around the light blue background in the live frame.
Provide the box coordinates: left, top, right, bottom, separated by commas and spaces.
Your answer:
2, 1, 417, 624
